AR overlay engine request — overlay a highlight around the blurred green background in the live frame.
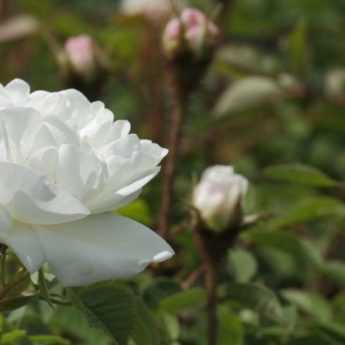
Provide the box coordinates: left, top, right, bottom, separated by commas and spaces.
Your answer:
2, 0, 345, 344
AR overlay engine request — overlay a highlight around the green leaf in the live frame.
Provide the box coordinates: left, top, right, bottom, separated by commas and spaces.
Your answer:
322, 260, 345, 285
71, 282, 136, 345
226, 283, 283, 322
286, 20, 310, 76
131, 297, 161, 345
117, 199, 152, 225
264, 164, 337, 187
160, 288, 207, 315
28, 335, 70, 345
161, 314, 180, 343
72, 283, 164, 345
0, 295, 36, 312
318, 321, 345, 343
218, 307, 244, 345
228, 249, 258, 283
267, 196, 345, 229
0, 314, 5, 333
143, 279, 181, 309
287, 334, 340, 345
282, 290, 332, 323
214, 77, 283, 117
248, 230, 322, 268
50, 306, 110, 345
1, 330, 30, 345
5, 272, 32, 298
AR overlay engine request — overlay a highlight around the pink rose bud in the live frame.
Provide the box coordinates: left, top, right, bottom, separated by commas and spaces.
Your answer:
62, 35, 109, 99
163, 8, 219, 59
64, 35, 98, 78
162, 19, 183, 57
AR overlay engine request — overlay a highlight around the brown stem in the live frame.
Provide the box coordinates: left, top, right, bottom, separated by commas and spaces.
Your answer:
193, 228, 219, 345
181, 266, 205, 290
205, 260, 218, 345
0, 244, 7, 287
0, 244, 6, 254
141, 27, 165, 142
215, 0, 236, 26
158, 67, 186, 238
0, 0, 9, 21
191, 205, 245, 345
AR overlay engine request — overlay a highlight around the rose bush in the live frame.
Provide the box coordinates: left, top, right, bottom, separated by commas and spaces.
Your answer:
0, 79, 173, 287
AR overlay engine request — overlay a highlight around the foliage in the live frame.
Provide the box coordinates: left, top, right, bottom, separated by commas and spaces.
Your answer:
1, 0, 345, 345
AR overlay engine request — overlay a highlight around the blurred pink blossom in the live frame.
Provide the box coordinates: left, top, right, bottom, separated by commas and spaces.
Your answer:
65, 35, 96, 76
163, 8, 219, 58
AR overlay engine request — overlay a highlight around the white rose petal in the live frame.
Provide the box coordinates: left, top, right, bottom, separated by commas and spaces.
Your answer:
34, 214, 174, 287
0, 79, 173, 286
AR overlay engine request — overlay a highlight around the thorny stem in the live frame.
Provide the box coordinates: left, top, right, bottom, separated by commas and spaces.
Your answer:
158, 67, 187, 238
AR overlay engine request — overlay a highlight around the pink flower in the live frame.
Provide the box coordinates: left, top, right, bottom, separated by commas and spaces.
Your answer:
65, 35, 96, 76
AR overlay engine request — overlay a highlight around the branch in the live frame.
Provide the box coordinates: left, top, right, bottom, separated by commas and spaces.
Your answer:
191, 208, 244, 345
158, 66, 187, 238
193, 228, 219, 345
0, 0, 9, 21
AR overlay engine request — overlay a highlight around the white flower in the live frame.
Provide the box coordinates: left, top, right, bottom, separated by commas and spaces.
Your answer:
193, 165, 248, 231
0, 79, 173, 287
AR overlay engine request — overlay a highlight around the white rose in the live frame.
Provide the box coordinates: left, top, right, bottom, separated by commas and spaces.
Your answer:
193, 165, 248, 231
0, 79, 173, 287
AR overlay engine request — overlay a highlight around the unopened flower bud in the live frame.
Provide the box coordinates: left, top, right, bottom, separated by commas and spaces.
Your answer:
325, 68, 345, 106
64, 35, 99, 80
61, 35, 109, 99
163, 8, 219, 59
278, 73, 305, 98
121, 0, 179, 22
193, 165, 248, 232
